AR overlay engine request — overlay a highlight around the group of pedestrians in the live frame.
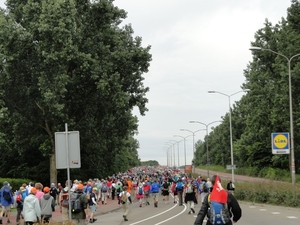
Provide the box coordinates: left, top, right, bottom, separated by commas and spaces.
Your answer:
0, 181, 56, 225
0, 166, 241, 225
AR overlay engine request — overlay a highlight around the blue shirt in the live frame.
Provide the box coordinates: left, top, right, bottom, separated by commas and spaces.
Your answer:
0, 186, 14, 206
150, 182, 160, 193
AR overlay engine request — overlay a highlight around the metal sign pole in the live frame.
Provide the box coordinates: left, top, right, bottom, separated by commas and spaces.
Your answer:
65, 123, 72, 221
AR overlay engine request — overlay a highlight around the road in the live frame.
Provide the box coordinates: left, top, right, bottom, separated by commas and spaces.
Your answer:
94, 194, 299, 225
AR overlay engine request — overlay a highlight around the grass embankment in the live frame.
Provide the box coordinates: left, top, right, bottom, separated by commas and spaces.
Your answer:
196, 165, 300, 207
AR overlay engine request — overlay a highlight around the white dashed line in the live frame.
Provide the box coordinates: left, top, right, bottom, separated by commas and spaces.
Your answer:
287, 216, 297, 219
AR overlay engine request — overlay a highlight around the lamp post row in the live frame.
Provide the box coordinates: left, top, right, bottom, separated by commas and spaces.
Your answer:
163, 47, 298, 187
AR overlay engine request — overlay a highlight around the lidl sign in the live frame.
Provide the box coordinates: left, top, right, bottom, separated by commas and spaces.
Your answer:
271, 132, 289, 154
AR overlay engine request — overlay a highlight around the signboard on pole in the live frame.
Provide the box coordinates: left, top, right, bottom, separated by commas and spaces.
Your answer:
271, 132, 289, 154
55, 131, 81, 169
184, 165, 192, 173
226, 165, 236, 170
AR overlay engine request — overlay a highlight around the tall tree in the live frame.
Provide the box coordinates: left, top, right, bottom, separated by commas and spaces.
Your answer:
0, 0, 151, 183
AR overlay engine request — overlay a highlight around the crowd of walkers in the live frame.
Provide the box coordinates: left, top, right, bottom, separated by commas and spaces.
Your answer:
0, 165, 241, 224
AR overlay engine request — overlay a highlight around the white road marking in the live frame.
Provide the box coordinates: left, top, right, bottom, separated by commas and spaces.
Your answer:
287, 216, 297, 219
249, 206, 256, 208
259, 208, 267, 211
154, 204, 187, 225
271, 212, 280, 214
129, 203, 181, 225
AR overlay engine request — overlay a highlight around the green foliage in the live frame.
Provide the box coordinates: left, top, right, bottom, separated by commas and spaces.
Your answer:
193, 1, 300, 178
235, 181, 300, 207
141, 160, 159, 166
0, 0, 150, 184
0, 178, 32, 192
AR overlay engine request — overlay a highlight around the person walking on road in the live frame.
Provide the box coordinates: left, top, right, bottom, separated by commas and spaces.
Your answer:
23, 187, 41, 225
150, 179, 160, 207
16, 186, 27, 225
0, 181, 14, 224
40, 186, 55, 223
184, 179, 197, 214
227, 180, 235, 195
71, 184, 89, 225
88, 187, 98, 223
175, 178, 184, 206
143, 181, 151, 205
193, 175, 242, 225
119, 186, 132, 221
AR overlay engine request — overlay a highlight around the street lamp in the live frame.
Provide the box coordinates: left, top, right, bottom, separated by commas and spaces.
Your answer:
174, 134, 193, 168
250, 46, 300, 186
208, 89, 249, 182
169, 140, 180, 167
180, 129, 206, 173
162, 147, 169, 166
189, 120, 222, 177
164, 143, 173, 167
166, 141, 176, 167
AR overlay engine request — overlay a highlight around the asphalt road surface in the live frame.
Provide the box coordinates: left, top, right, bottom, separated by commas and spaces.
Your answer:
94, 194, 299, 225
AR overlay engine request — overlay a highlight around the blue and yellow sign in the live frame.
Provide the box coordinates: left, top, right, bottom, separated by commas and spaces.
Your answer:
271, 132, 289, 154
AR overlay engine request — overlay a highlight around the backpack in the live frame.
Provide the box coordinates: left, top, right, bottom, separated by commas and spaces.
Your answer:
208, 194, 231, 225
163, 182, 169, 191
120, 191, 127, 204
3, 190, 11, 202
176, 182, 183, 191
202, 183, 208, 193
16, 193, 22, 204
101, 185, 108, 193
70, 192, 82, 213
61, 191, 69, 208
138, 187, 143, 195
186, 184, 193, 193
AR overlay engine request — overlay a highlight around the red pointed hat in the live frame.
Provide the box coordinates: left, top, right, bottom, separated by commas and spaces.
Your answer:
210, 175, 228, 204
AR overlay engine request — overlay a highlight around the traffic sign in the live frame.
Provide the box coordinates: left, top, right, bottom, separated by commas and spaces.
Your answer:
271, 132, 289, 154
226, 165, 236, 170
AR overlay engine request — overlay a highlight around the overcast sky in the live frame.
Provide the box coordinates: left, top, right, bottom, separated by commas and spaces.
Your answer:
0, 0, 293, 166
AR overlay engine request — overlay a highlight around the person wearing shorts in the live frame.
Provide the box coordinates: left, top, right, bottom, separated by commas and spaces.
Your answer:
0, 181, 14, 224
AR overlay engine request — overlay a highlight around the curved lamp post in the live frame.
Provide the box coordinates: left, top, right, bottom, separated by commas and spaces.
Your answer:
169, 140, 180, 167
250, 46, 300, 187
164, 143, 173, 167
208, 90, 249, 182
180, 128, 206, 173
189, 120, 222, 177
174, 134, 192, 168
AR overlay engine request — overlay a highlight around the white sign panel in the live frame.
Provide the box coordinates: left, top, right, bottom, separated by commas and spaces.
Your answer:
55, 131, 81, 169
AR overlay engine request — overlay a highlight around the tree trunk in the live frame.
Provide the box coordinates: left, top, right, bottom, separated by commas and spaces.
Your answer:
50, 151, 57, 185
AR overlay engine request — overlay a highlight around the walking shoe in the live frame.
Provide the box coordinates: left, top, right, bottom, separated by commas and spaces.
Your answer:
93, 218, 97, 222
123, 215, 128, 221
0, 220, 2, 225
188, 211, 191, 214
89, 219, 94, 223
154, 202, 158, 207
7, 220, 10, 224
139, 203, 142, 207
147, 202, 150, 205
191, 208, 195, 213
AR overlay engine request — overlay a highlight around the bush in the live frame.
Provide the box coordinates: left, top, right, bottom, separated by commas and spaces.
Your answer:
234, 180, 300, 207
0, 178, 32, 192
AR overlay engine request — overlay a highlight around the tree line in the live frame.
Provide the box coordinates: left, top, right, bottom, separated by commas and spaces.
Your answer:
0, 0, 151, 184
194, 0, 300, 180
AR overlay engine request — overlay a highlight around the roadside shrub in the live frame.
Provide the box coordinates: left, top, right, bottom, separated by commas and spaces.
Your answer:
234, 180, 300, 207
